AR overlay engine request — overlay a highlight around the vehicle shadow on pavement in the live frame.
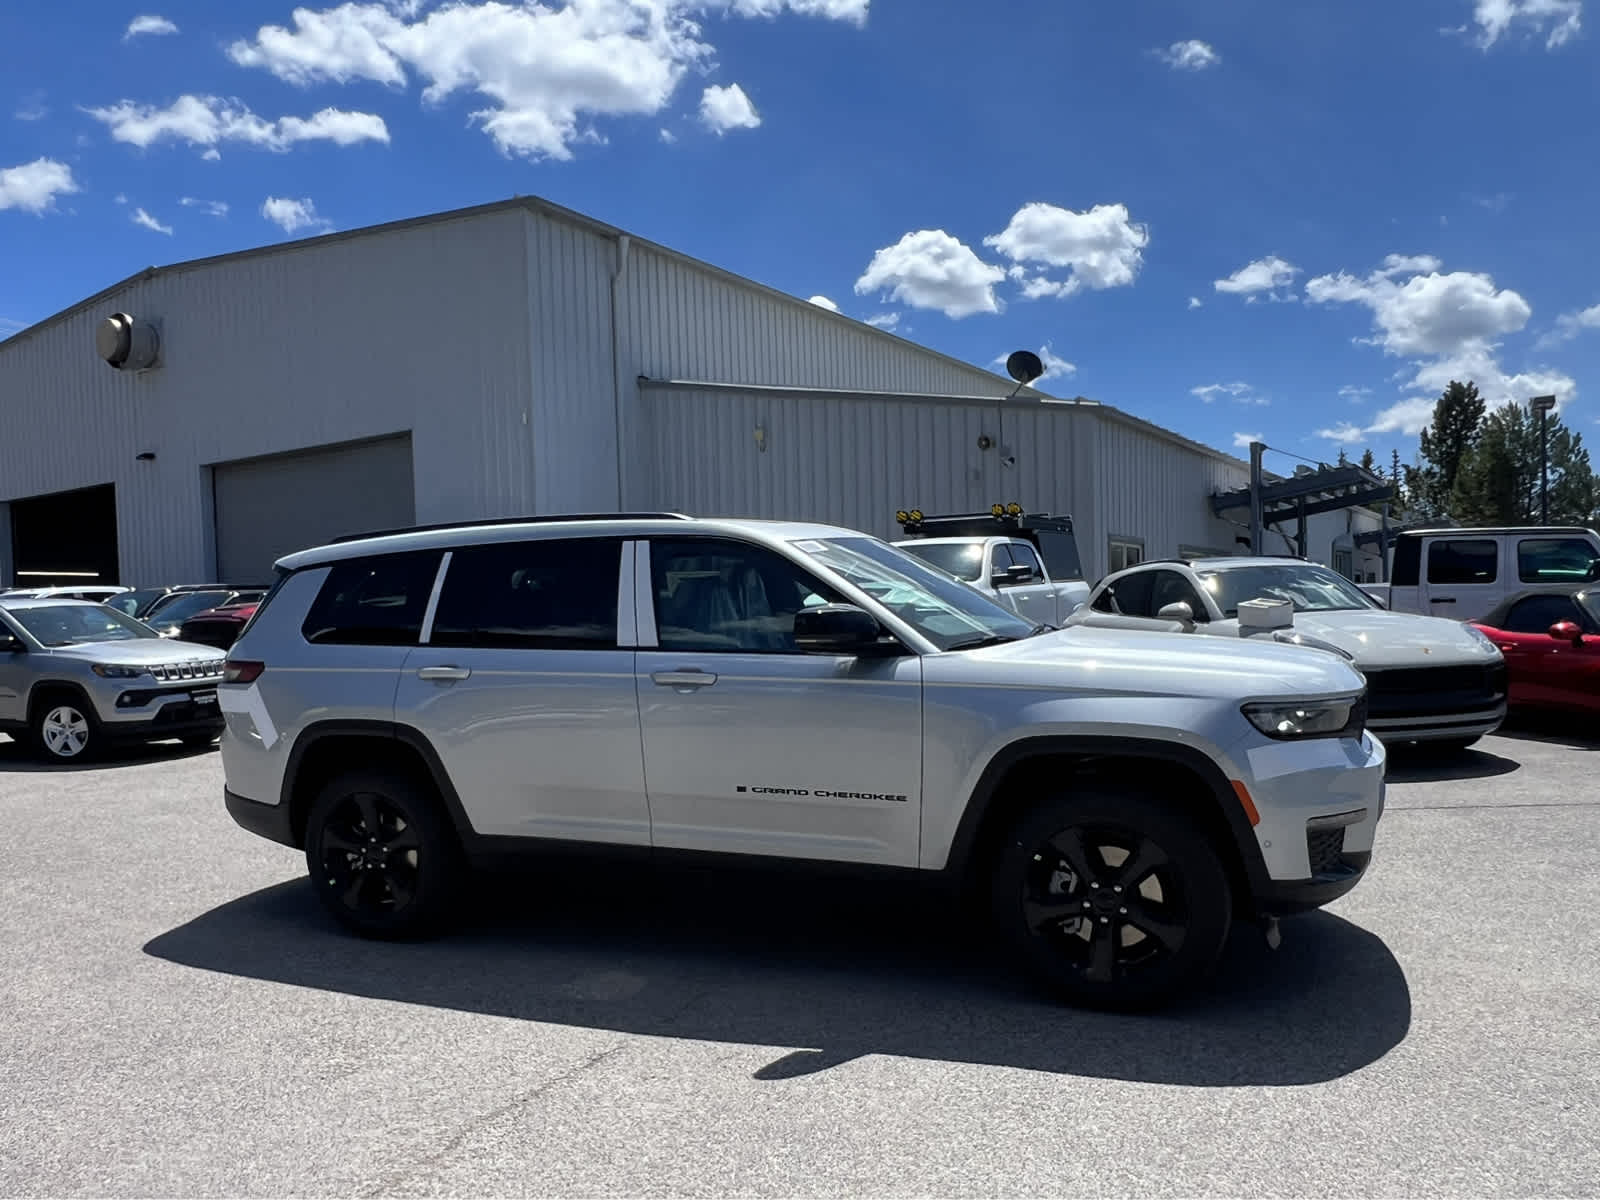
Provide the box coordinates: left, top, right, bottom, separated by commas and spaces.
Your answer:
1382, 745, 1521, 784
1492, 714, 1600, 751
0, 736, 216, 773
145, 862, 1410, 1088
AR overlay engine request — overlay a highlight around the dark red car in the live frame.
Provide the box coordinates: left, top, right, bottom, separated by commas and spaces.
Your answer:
1471, 587, 1600, 716
175, 602, 260, 651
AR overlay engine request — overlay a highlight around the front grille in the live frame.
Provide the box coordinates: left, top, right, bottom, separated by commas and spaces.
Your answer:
1307, 826, 1347, 876
1362, 662, 1507, 719
149, 660, 225, 684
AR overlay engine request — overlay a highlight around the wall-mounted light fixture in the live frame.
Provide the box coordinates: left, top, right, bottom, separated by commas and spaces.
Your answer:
135, 451, 156, 461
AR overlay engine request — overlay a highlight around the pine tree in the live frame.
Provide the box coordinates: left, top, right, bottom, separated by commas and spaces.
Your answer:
1451, 403, 1597, 523
1412, 381, 1486, 517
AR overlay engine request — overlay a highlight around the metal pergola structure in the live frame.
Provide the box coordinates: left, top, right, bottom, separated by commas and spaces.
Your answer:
1211, 449, 1397, 563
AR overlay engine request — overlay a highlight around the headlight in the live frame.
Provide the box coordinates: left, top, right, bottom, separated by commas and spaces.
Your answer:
1462, 624, 1501, 654
1243, 698, 1358, 739
91, 663, 145, 679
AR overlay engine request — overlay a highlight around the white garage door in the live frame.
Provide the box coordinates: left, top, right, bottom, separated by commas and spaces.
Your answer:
212, 435, 415, 581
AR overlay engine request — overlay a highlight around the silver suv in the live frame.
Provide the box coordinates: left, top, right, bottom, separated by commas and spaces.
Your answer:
219, 515, 1387, 1009
0, 599, 226, 760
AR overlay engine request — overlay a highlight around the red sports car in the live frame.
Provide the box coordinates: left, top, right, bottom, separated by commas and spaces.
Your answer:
1471, 587, 1600, 715
175, 602, 260, 651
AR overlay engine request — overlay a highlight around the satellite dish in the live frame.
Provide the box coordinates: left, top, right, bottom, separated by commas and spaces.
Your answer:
1005, 350, 1044, 386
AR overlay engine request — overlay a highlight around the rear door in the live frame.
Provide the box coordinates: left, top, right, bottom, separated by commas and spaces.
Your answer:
1422, 537, 1501, 620
394, 537, 649, 844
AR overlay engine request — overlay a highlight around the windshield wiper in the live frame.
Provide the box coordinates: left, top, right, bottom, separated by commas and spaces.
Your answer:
946, 633, 1021, 651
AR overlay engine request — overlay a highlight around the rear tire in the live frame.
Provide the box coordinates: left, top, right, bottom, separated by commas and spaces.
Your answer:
989, 788, 1233, 1011
304, 768, 464, 940
27, 695, 100, 763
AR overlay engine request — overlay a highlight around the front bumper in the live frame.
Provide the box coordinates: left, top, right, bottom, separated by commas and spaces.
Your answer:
1237, 729, 1386, 916
97, 682, 225, 740
1365, 703, 1505, 743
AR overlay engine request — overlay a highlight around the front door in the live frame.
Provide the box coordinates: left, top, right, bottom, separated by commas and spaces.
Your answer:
393, 537, 649, 844
1487, 593, 1600, 709
994, 542, 1058, 626
1422, 537, 1502, 621
0, 614, 31, 726
635, 536, 923, 866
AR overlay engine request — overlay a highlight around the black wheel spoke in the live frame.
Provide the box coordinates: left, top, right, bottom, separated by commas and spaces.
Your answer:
353, 793, 380, 836
339, 871, 368, 910
384, 825, 421, 853
383, 869, 414, 908
1046, 827, 1098, 885
1022, 894, 1087, 933
1113, 840, 1168, 891
1122, 901, 1186, 952
1085, 920, 1117, 984
322, 829, 362, 856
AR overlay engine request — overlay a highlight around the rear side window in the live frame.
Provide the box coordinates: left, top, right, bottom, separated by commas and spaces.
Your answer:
1517, 538, 1600, 583
430, 539, 621, 650
1427, 539, 1498, 585
1092, 571, 1154, 617
1033, 530, 1083, 581
301, 551, 442, 646
1391, 536, 1421, 587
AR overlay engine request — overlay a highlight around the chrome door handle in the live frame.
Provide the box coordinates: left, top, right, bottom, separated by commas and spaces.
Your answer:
651, 669, 718, 689
417, 666, 471, 681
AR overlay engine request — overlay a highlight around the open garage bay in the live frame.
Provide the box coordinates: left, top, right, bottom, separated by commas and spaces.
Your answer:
1, 728, 1597, 1197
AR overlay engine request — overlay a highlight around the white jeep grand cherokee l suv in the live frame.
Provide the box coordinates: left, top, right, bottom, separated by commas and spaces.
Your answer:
219, 515, 1386, 1009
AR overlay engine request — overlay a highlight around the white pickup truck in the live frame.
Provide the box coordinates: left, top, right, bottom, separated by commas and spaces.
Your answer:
1362, 526, 1600, 622
893, 509, 1090, 627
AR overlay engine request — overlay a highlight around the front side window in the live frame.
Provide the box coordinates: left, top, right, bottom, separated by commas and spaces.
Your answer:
1427, 539, 1498, 585
1517, 538, 1600, 583
1006, 542, 1044, 581
301, 551, 442, 646
650, 539, 845, 653
1199, 563, 1378, 618
897, 541, 984, 582
1150, 570, 1209, 621
1501, 594, 1584, 634
431, 539, 621, 650
1098, 570, 1155, 617
801, 537, 1035, 650
8, 604, 156, 646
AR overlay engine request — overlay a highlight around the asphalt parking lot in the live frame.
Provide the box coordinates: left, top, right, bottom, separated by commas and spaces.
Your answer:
2, 727, 1598, 1198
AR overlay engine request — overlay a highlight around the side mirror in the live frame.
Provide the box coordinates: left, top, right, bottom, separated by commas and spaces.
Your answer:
0, 633, 23, 653
794, 603, 888, 655
1549, 621, 1583, 645
1157, 600, 1196, 632
990, 564, 1034, 588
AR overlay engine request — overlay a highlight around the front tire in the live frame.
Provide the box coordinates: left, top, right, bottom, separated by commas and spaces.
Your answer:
304, 769, 464, 940
990, 788, 1233, 1011
28, 697, 99, 763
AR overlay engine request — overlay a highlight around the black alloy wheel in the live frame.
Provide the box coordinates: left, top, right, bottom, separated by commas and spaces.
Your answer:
992, 790, 1233, 1010
305, 770, 461, 939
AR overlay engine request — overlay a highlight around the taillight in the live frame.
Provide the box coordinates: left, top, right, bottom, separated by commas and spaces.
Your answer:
224, 659, 264, 684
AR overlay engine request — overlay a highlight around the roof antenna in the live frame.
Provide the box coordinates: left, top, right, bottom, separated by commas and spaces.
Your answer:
1004, 350, 1044, 399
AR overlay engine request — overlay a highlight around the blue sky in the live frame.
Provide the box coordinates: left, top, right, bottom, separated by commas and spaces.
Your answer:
3, 0, 1598, 475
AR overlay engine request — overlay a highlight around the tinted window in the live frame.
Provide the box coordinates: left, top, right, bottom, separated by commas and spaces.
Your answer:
898, 542, 984, 582
1007, 542, 1044, 581
651, 539, 844, 653
1517, 538, 1600, 583
301, 551, 442, 646
1501, 594, 1583, 634
431, 540, 621, 650
1033, 530, 1082, 581
1095, 571, 1155, 617
1150, 570, 1208, 621
144, 590, 234, 626
1427, 539, 1498, 585
1391, 536, 1421, 587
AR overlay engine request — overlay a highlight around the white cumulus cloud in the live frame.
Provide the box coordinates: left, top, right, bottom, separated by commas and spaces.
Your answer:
261, 195, 331, 234
226, 0, 866, 160
0, 158, 79, 214
1232, 432, 1263, 450
86, 95, 389, 154
1339, 385, 1372, 402
983, 202, 1148, 300
131, 207, 173, 235
807, 294, 838, 312
1192, 382, 1266, 404
125, 14, 179, 40
1155, 39, 1220, 69
854, 229, 1005, 319
700, 83, 760, 134
1470, 0, 1582, 48
1188, 296, 1203, 309
864, 312, 899, 330
1539, 301, 1600, 348
1215, 255, 1299, 297
1316, 422, 1366, 444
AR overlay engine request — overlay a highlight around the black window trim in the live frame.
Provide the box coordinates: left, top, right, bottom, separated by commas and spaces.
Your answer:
1426, 537, 1500, 586
1515, 536, 1600, 584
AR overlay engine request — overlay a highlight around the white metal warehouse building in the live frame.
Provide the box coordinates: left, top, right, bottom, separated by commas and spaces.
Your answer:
0, 195, 1383, 589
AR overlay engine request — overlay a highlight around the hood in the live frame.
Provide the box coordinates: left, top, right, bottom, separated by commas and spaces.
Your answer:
1217, 609, 1499, 669
44, 638, 227, 666
932, 624, 1366, 700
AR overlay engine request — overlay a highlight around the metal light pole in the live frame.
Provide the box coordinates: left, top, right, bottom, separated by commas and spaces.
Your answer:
1249, 441, 1265, 555
1532, 394, 1557, 524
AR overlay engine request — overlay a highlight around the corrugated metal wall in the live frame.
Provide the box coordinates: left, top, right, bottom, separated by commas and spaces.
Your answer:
0, 209, 533, 583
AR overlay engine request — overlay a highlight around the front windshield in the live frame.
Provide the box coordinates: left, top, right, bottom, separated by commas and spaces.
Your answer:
805, 537, 1035, 651
10, 604, 157, 647
1200, 564, 1379, 618
145, 591, 231, 626
898, 542, 985, 582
